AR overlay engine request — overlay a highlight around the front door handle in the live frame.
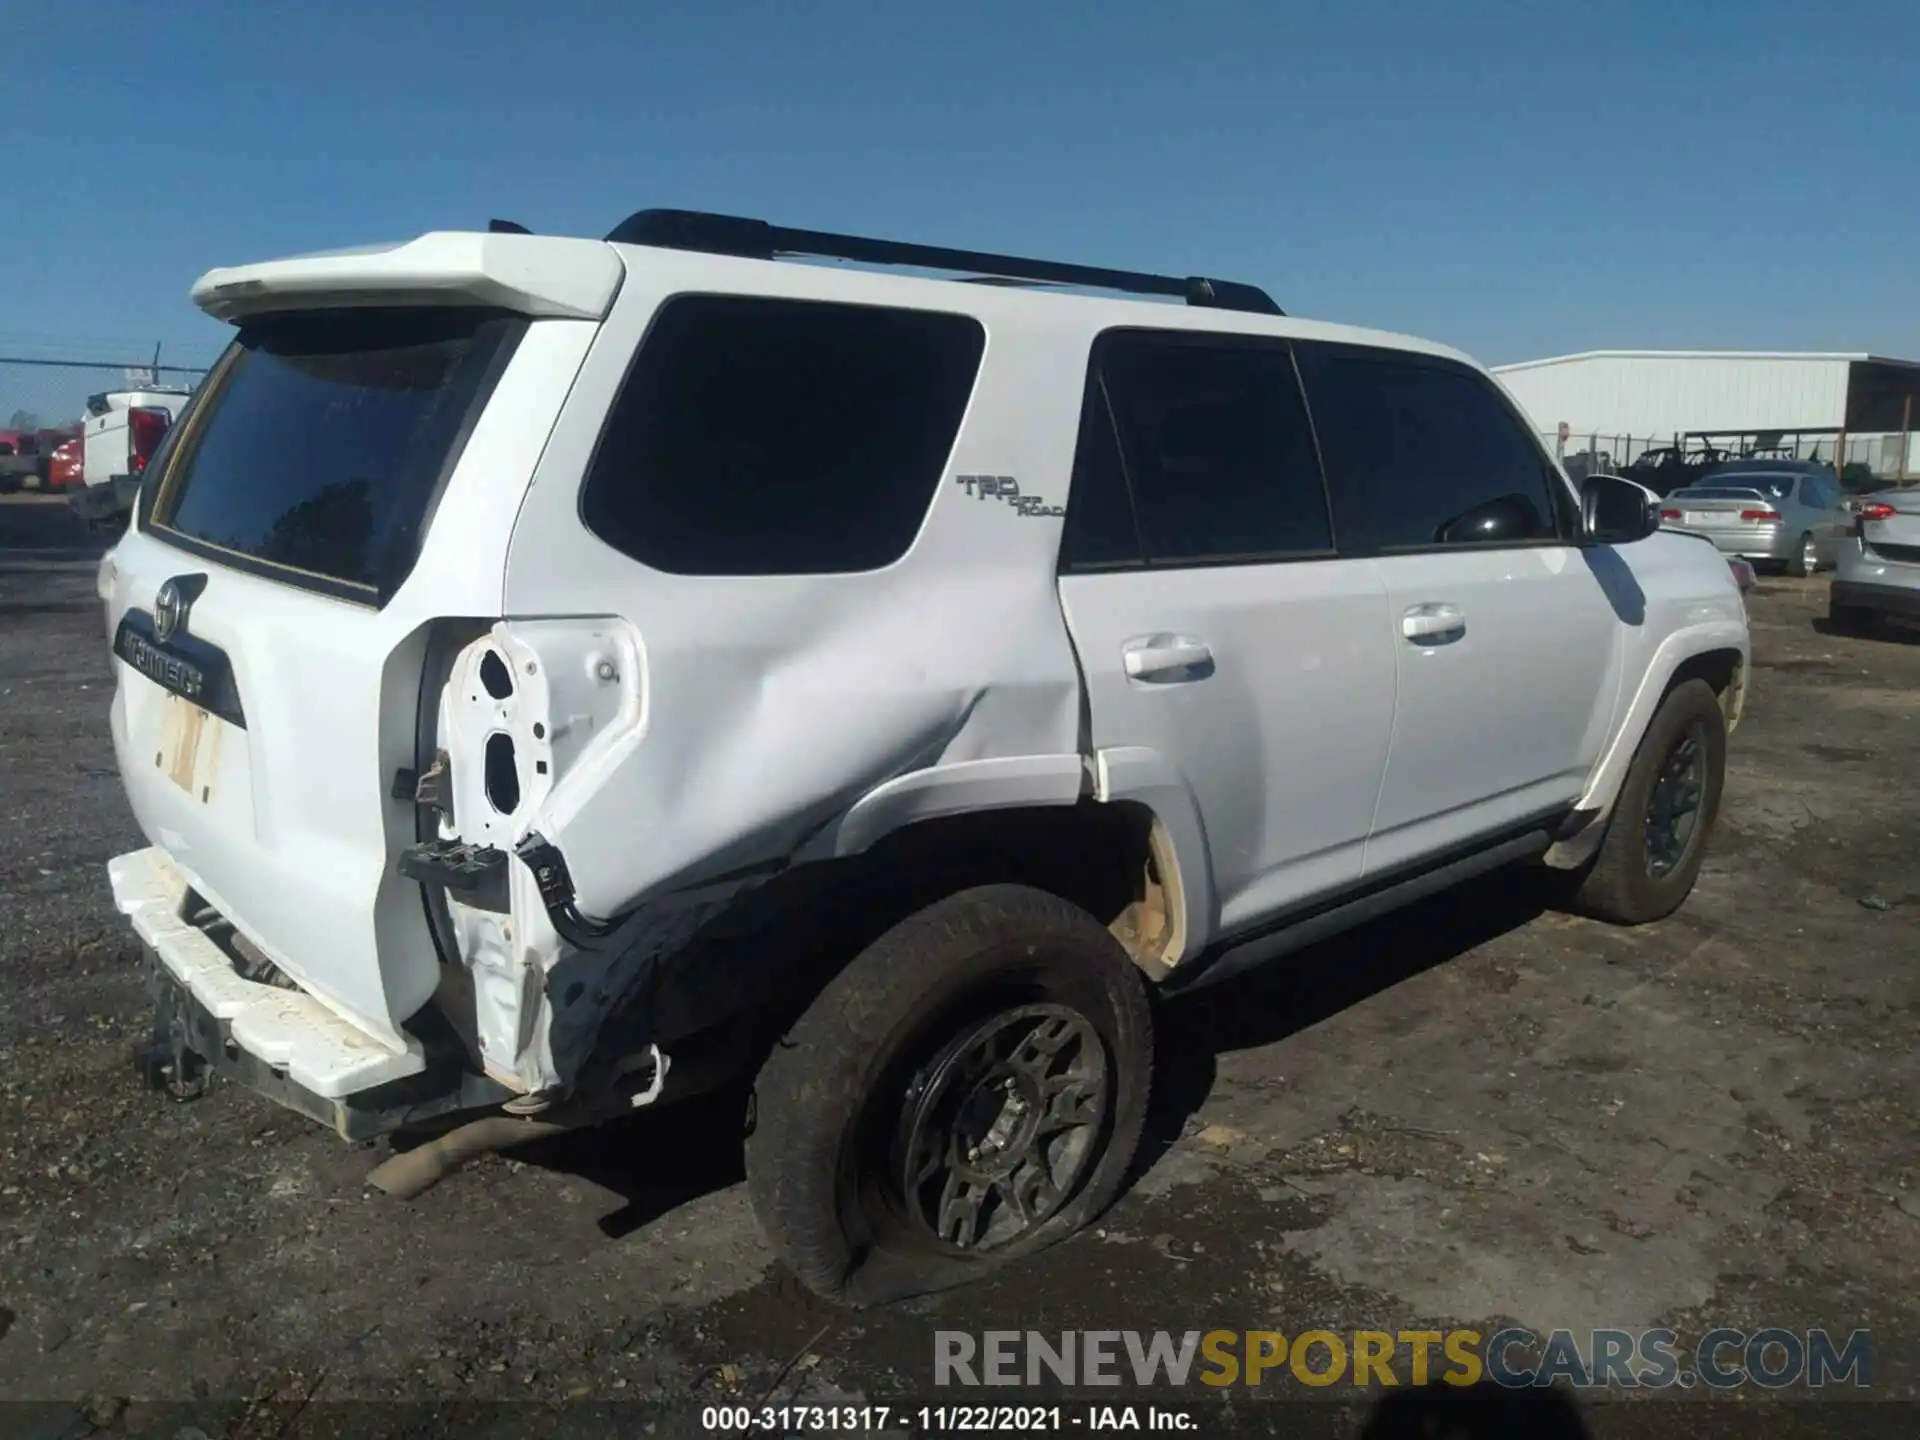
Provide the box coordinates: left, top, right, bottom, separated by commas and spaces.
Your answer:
1401, 603, 1466, 644
1123, 636, 1215, 682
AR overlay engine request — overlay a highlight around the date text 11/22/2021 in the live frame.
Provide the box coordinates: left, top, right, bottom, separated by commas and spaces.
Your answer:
701, 1403, 1198, 1431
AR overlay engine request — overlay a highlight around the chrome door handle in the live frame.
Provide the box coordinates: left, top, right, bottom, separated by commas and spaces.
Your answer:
1401, 603, 1466, 643
1123, 637, 1215, 681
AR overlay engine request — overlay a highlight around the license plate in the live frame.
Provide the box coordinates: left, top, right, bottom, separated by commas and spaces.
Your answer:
1684, 511, 1713, 525
156, 693, 226, 801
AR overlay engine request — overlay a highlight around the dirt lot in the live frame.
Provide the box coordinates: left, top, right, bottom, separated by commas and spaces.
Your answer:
2, 494, 1917, 1437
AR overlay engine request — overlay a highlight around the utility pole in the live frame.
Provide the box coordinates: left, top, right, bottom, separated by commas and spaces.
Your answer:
1900, 394, 1912, 485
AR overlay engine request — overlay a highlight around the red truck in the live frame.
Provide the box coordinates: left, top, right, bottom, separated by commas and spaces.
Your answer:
0, 425, 86, 491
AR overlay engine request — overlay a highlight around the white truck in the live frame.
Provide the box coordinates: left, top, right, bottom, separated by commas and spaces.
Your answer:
96, 211, 1749, 1305
69, 385, 193, 530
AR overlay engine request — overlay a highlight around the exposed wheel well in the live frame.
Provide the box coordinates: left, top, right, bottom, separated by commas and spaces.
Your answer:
1666, 646, 1746, 727
617, 801, 1169, 1067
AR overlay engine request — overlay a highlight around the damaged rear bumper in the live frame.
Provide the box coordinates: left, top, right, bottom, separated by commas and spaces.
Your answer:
69, 475, 142, 524
139, 945, 510, 1141
112, 847, 510, 1140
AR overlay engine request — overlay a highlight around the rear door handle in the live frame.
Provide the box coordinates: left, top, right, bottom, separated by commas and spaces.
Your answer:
1123, 636, 1215, 682
1401, 603, 1466, 643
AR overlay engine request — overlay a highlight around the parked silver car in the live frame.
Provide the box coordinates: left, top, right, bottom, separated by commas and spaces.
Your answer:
1659, 462, 1850, 577
1831, 487, 1920, 631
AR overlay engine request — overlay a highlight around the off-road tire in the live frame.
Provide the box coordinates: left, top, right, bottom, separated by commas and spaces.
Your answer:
745, 884, 1153, 1307
1564, 678, 1727, 925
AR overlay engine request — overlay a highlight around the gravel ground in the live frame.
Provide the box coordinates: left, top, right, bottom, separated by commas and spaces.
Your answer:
2, 494, 1917, 1439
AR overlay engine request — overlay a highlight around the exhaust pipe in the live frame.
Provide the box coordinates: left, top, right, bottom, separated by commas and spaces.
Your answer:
366, 1043, 681, 1199
365, 1114, 578, 1199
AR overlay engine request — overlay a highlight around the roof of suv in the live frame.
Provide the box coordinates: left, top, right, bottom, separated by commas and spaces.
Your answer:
189, 208, 1480, 374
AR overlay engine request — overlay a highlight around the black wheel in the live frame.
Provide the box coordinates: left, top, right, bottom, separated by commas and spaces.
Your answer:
1787, 532, 1818, 578
1564, 679, 1727, 925
745, 883, 1153, 1306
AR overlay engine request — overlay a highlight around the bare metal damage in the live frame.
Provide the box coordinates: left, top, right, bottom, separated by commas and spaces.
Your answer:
433, 616, 1084, 1097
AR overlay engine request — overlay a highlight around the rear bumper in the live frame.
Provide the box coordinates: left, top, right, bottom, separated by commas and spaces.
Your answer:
1690, 527, 1790, 561
111, 847, 427, 1099
70, 475, 141, 522
1831, 579, 1920, 619
116, 846, 511, 1139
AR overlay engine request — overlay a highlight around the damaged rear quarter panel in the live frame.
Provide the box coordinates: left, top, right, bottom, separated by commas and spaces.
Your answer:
498, 265, 1094, 926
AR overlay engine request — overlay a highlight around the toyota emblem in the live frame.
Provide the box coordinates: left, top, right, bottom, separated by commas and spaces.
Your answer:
154, 579, 185, 642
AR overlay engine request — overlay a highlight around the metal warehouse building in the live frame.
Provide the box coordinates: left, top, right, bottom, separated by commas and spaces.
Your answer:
1492, 350, 1920, 479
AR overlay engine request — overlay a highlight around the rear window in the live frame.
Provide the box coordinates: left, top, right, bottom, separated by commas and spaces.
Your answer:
580, 295, 986, 576
149, 308, 524, 600
1678, 481, 1792, 501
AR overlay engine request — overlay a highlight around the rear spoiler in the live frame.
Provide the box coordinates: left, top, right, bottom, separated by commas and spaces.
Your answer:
190, 232, 625, 324
1673, 487, 1772, 503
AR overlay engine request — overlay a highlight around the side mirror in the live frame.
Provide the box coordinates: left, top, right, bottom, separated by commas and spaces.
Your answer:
1434, 492, 1548, 546
1580, 473, 1661, 545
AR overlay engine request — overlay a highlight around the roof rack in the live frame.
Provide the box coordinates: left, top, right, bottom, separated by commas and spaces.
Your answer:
603, 208, 1284, 317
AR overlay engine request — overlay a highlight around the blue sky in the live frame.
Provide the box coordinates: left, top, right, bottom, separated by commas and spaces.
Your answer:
6, 0, 1917, 378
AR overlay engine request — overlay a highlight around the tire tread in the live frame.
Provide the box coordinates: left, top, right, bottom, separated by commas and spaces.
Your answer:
746, 884, 1152, 1305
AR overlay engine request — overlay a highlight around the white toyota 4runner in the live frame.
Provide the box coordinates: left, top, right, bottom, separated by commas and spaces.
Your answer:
98, 210, 1748, 1305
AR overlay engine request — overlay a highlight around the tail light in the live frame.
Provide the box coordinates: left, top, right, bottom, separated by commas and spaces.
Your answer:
1852, 500, 1896, 537
127, 406, 171, 475
1660, 508, 1682, 522
1739, 508, 1780, 522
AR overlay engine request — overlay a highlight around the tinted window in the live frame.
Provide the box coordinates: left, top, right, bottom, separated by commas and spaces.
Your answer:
1059, 380, 1145, 568
1697, 473, 1792, 500
580, 296, 985, 576
152, 309, 523, 598
1087, 336, 1331, 564
1303, 352, 1560, 550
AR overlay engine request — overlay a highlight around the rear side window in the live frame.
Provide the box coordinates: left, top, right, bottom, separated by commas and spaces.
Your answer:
1061, 333, 1332, 568
150, 308, 523, 600
580, 296, 985, 576
1301, 350, 1562, 550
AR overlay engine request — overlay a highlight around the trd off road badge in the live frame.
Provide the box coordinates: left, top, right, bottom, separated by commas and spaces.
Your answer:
955, 473, 1064, 518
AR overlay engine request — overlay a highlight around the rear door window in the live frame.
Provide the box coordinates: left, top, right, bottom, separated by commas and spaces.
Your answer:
1060, 331, 1333, 569
149, 308, 525, 602
579, 295, 985, 576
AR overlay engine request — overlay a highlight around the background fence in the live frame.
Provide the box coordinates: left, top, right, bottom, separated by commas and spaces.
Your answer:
0, 351, 214, 438
1541, 429, 1914, 491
